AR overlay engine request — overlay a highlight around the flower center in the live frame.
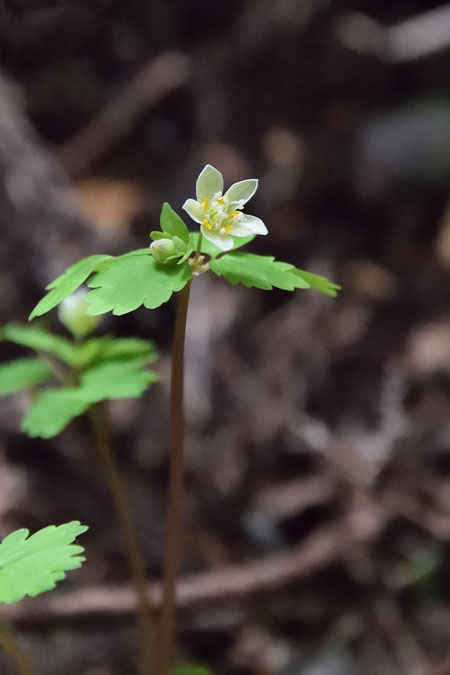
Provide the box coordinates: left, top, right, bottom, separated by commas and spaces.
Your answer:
202, 193, 243, 234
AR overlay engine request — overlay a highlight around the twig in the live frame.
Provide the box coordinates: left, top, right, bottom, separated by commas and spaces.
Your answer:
4, 526, 346, 628
253, 474, 337, 520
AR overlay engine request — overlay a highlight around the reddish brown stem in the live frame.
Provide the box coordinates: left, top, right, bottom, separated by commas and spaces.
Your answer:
157, 280, 192, 675
88, 406, 155, 675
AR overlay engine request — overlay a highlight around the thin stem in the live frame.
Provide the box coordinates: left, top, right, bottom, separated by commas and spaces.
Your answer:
88, 406, 155, 675
0, 616, 35, 675
40, 340, 156, 671
193, 232, 203, 263
157, 280, 192, 675
36, 352, 69, 386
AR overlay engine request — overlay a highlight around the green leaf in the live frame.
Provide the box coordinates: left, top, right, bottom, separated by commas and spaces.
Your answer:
150, 231, 170, 241
160, 203, 190, 244
86, 253, 191, 315
22, 388, 91, 438
191, 233, 255, 259
210, 253, 311, 291
29, 255, 113, 320
75, 337, 157, 368
1, 323, 76, 364
80, 358, 159, 401
172, 236, 187, 253
0, 358, 52, 395
119, 248, 152, 257
287, 269, 341, 297
0, 521, 88, 604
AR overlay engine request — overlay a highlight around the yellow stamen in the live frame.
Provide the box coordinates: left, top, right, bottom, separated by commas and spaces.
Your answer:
201, 197, 209, 209
203, 219, 212, 230
231, 210, 240, 215
225, 225, 234, 231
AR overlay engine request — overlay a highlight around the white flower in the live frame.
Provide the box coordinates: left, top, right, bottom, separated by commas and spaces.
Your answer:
58, 289, 101, 338
182, 164, 267, 251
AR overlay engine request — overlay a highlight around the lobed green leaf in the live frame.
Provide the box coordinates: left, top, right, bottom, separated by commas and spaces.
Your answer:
86, 253, 191, 315
0, 521, 88, 604
210, 253, 311, 291
0, 358, 52, 395
22, 388, 91, 438
19, 334, 159, 437
74, 336, 157, 368
80, 358, 159, 401
2, 323, 76, 364
287, 268, 341, 297
118, 248, 152, 258
29, 255, 113, 320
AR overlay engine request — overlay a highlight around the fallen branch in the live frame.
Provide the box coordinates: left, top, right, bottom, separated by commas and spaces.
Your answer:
4, 526, 344, 628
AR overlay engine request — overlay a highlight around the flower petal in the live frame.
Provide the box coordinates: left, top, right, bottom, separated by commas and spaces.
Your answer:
224, 179, 258, 206
232, 214, 268, 237
196, 165, 224, 202
182, 199, 204, 224
200, 224, 234, 251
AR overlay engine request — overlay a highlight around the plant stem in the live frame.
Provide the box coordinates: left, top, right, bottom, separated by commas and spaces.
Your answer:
157, 279, 192, 675
194, 232, 203, 263
88, 405, 155, 675
0, 616, 35, 675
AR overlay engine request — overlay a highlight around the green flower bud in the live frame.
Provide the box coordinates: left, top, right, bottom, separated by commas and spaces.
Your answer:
150, 238, 176, 263
58, 290, 101, 338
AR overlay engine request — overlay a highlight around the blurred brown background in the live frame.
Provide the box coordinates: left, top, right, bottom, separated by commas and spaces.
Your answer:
1, 0, 450, 673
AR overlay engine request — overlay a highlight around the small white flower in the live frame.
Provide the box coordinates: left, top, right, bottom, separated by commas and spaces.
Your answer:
182, 164, 267, 251
58, 289, 101, 338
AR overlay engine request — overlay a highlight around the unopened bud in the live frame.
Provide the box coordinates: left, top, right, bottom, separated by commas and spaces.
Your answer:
150, 238, 176, 263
